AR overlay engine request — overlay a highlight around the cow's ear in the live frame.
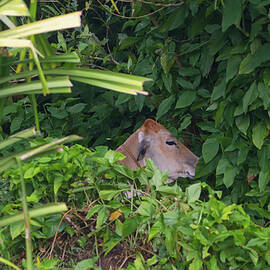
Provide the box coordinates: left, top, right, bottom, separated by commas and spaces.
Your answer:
137, 131, 149, 161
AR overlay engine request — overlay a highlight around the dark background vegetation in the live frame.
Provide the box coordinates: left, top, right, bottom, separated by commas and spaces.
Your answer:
2, 0, 270, 269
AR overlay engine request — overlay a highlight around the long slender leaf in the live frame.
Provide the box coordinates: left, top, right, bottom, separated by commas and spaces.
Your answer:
0, 257, 20, 270
0, 127, 38, 151
0, 203, 67, 227
0, 77, 72, 98
19, 135, 82, 161
0, 38, 49, 94
0, 0, 29, 16
0, 68, 150, 95
0, 11, 81, 38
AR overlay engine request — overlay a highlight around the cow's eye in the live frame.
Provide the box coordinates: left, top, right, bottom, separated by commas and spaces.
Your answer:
166, 140, 177, 146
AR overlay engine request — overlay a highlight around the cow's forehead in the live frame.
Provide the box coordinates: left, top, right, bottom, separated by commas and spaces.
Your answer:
142, 119, 168, 133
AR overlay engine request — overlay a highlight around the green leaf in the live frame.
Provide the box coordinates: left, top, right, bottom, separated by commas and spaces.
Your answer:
226, 55, 241, 82
10, 221, 24, 239
86, 205, 103, 220
54, 175, 63, 197
252, 122, 268, 149
122, 217, 139, 238
66, 103, 86, 114
239, 44, 270, 74
119, 37, 141, 50
96, 207, 107, 229
223, 165, 237, 188
243, 82, 258, 113
222, 0, 242, 32
161, 5, 187, 32
258, 170, 270, 192
148, 220, 162, 241
134, 59, 153, 76
258, 82, 270, 109
0, 0, 30, 16
0, 11, 82, 39
24, 166, 40, 179
175, 91, 196, 109
137, 201, 155, 217
161, 54, 175, 76
189, 259, 203, 270
202, 138, 219, 163
156, 95, 175, 120
99, 190, 124, 201
235, 115, 250, 135
0, 257, 20, 270
74, 257, 100, 270
211, 78, 226, 102
187, 183, 201, 203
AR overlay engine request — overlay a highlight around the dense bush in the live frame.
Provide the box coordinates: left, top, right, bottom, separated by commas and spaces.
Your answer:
2, 145, 270, 269
2, 0, 270, 269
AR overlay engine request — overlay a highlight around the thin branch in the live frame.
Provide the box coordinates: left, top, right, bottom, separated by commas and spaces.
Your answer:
120, 0, 184, 7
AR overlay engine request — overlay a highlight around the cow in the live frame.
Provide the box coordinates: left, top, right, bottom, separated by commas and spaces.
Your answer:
116, 119, 199, 181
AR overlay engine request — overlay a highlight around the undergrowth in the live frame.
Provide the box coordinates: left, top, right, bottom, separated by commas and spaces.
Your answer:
1, 144, 270, 269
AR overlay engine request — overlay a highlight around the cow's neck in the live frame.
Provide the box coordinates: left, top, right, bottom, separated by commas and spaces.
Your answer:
117, 130, 142, 169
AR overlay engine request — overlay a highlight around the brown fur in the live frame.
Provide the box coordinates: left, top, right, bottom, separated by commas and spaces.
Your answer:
116, 119, 199, 180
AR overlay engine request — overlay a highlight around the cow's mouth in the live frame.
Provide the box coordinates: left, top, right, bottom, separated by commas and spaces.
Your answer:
170, 170, 195, 179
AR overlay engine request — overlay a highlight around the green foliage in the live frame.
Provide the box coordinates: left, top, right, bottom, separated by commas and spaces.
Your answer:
2, 145, 270, 269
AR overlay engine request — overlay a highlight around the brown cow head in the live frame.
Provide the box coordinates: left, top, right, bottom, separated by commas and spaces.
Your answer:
136, 119, 199, 179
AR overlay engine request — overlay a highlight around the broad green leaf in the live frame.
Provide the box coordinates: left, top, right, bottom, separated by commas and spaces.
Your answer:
74, 257, 100, 270
187, 183, 201, 203
258, 82, 270, 109
161, 54, 175, 76
226, 55, 241, 82
252, 122, 268, 149
134, 59, 153, 76
189, 259, 203, 270
67, 103, 86, 114
161, 5, 187, 32
215, 101, 225, 127
86, 205, 103, 220
211, 78, 226, 102
258, 170, 270, 192
216, 158, 230, 175
163, 211, 179, 227
96, 207, 107, 229
235, 115, 250, 135
10, 221, 24, 239
122, 217, 139, 238
223, 165, 237, 188
156, 95, 174, 120
222, 0, 241, 32
243, 82, 257, 113
24, 166, 40, 179
161, 72, 172, 92
99, 190, 124, 201
177, 77, 194, 89
148, 220, 162, 241
0, 0, 29, 16
54, 175, 64, 196
119, 37, 141, 50
137, 201, 155, 217
202, 138, 219, 163
175, 91, 196, 109
239, 44, 270, 74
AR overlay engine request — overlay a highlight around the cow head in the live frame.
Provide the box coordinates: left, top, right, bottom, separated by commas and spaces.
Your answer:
136, 119, 199, 179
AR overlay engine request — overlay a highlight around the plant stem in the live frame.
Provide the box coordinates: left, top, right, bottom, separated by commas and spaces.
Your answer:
16, 157, 33, 270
